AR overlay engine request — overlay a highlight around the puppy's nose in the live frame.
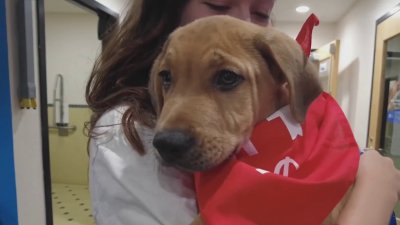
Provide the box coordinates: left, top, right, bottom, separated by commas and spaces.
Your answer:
153, 130, 195, 162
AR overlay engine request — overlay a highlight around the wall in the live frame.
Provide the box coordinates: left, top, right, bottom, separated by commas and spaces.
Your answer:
6, 0, 47, 224
45, 11, 100, 185
336, 0, 400, 147
46, 13, 101, 105
48, 107, 92, 185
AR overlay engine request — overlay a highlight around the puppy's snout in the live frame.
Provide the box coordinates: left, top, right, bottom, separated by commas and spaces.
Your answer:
153, 130, 195, 162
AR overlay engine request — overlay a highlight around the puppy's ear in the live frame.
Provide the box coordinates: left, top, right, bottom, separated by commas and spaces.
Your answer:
149, 38, 173, 116
149, 56, 164, 116
253, 28, 322, 122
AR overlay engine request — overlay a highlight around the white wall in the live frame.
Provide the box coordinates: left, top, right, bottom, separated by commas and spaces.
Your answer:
336, 0, 400, 147
46, 13, 101, 105
6, 0, 47, 224
275, 21, 337, 49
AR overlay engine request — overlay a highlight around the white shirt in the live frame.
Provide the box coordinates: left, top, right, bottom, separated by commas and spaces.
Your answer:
89, 106, 197, 225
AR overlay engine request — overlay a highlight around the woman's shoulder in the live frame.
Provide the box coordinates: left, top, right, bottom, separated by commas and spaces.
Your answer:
90, 106, 125, 144
96, 106, 128, 128
89, 108, 197, 225
91, 105, 150, 145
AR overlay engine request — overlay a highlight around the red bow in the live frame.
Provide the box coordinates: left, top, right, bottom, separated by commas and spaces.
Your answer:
296, 13, 320, 57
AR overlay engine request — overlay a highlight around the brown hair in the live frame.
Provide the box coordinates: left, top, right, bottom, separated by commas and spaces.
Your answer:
86, 0, 188, 154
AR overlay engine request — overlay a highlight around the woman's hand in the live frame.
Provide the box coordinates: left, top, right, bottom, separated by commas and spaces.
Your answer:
189, 215, 204, 225
337, 149, 400, 225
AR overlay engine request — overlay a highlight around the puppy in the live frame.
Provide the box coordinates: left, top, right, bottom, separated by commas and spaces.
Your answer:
149, 15, 349, 224
150, 15, 321, 171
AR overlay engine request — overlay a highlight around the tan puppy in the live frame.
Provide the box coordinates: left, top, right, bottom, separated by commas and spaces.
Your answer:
149, 15, 347, 224
150, 15, 321, 170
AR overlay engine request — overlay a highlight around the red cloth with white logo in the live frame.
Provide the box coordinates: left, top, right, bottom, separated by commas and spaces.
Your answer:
194, 92, 360, 225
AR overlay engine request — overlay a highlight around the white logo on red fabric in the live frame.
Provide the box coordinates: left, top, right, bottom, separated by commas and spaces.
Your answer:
267, 105, 303, 140
242, 140, 259, 156
274, 156, 299, 177
248, 106, 302, 176
255, 168, 270, 174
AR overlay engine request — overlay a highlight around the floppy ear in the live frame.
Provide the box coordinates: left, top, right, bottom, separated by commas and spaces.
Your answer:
149, 36, 175, 116
148, 56, 164, 116
253, 28, 322, 122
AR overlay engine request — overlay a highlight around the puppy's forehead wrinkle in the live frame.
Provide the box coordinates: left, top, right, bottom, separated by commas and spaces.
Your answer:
212, 49, 224, 66
166, 25, 258, 71
162, 50, 175, 68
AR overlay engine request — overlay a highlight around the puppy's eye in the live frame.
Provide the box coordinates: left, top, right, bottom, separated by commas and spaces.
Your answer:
214, 70, 244, 91
159, 70, 172, 89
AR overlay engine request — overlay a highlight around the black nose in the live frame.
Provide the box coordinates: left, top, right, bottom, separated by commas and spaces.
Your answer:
153, 130, 195, 162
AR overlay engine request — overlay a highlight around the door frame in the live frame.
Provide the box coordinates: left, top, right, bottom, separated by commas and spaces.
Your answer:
311, 39, 341, 98
367, 3, 400, 149
36, 1, 118, 224
1, 1, 19, 224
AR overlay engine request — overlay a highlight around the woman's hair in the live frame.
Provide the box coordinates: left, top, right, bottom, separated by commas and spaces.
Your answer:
86, 0, 188, 154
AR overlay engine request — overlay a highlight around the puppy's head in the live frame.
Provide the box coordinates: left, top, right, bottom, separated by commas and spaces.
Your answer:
149, 16, 321, 171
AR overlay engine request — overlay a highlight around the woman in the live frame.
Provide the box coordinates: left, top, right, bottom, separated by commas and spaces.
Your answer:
86, 0, 400, 224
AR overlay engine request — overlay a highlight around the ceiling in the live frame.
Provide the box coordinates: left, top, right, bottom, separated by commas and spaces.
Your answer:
45, 0, 359, 23
273, 0, 358, 23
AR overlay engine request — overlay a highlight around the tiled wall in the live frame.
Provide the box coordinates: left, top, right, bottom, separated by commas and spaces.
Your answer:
48, 106, 92, 185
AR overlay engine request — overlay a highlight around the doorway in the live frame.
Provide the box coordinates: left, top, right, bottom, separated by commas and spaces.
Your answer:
37, 0, 117, 224
311, 39, 341, 98
368, 3, 400, 218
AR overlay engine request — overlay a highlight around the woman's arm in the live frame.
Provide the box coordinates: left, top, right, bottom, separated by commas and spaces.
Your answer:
337, 150, 400, 225
189, 216, 204, 225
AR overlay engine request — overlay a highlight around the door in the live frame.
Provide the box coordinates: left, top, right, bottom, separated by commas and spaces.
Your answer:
37, 0, 118, 224
0, 1, 18, 225
368, 7, 400, 153
368, 4, 400, 218
311, 40, 340, 98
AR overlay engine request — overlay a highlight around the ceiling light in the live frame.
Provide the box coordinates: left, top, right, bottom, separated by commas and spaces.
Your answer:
296, 5, 310, 13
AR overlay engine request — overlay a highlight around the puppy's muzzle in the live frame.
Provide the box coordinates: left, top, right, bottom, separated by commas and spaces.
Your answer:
153, 129, 195, 164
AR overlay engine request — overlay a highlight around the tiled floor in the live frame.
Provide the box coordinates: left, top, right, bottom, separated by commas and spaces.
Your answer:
49, 183, 400, 225
52, 183, 96, 225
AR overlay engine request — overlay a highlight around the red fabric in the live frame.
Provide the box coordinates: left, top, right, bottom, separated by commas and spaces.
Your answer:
195, 93, 360, 225
296, 13, 320, 57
